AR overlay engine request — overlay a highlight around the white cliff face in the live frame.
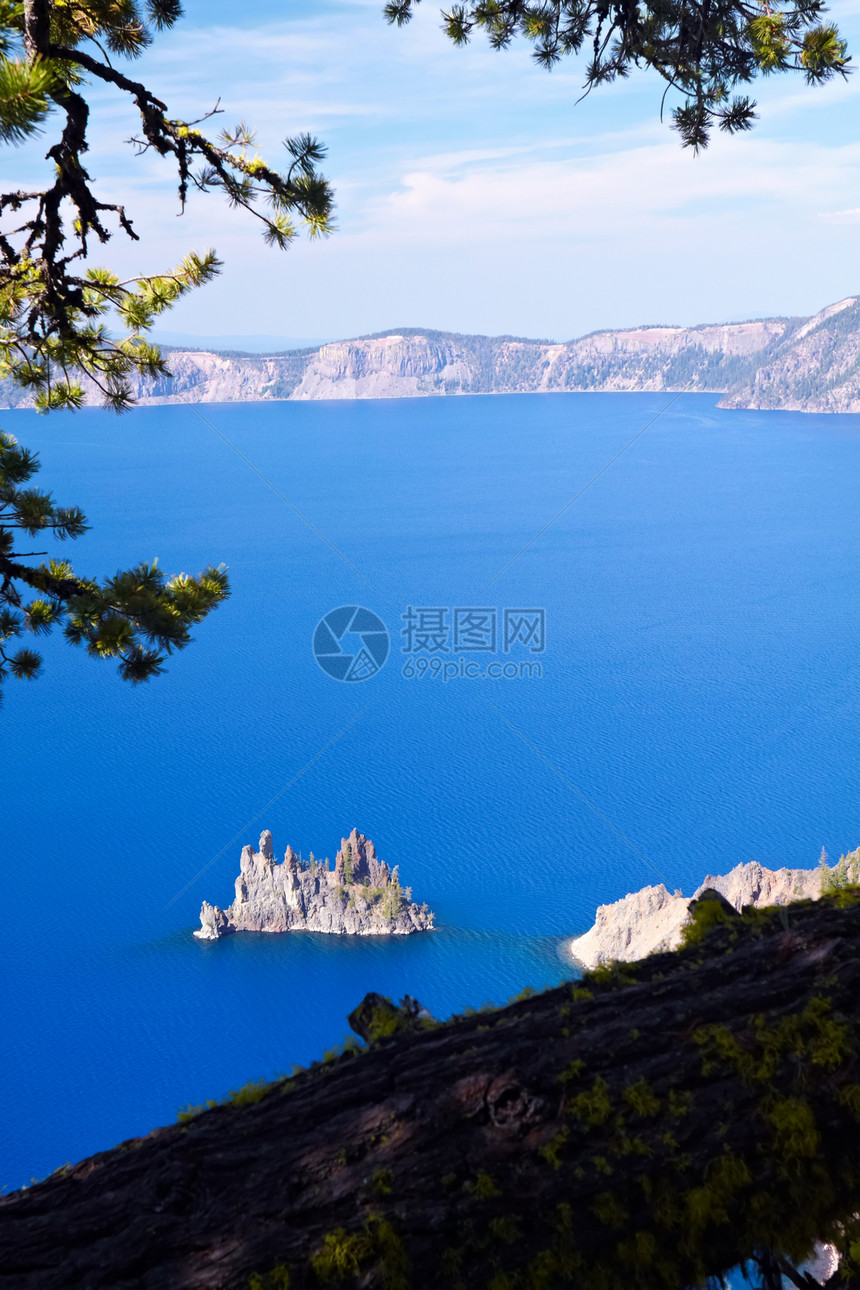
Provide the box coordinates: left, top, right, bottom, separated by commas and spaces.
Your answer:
697, 859, 820, 911
288, 323, 787, 401
570, 859, 828, 970
721, 298, 860, 413
291, 335, 474, 400
5, 305, 859, 412
569, 884, 692, 969
194, 828, 434, 940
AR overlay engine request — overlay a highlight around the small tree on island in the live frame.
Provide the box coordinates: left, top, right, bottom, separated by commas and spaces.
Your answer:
381, 866, 404, 921
342, 843, 355, 887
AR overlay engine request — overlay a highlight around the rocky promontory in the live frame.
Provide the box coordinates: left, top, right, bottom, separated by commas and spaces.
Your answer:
570, 850, 859, 968
568, 850, 858, 1288
195, 828, 434, 940
6, 295, 860, 413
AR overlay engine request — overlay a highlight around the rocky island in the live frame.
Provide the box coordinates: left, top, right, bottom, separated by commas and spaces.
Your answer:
195, 828, 434, 940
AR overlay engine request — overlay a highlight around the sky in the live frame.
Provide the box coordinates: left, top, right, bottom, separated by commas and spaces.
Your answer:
10, 0, 860, 341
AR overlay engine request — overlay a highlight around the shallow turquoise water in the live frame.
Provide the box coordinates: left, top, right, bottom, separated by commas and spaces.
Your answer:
2, 391, 860, 1188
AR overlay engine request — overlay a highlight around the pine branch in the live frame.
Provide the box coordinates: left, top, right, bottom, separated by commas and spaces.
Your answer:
0, 3, 333, 410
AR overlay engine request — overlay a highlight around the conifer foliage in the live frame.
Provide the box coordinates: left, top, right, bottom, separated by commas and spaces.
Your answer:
0, 430, 229, 700
0, 0, 334, 411
0, 0, 334, 698
385, 0, 850, 149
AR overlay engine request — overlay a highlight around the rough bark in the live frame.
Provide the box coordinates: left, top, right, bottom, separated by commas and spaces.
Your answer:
3, 893, 860, 1289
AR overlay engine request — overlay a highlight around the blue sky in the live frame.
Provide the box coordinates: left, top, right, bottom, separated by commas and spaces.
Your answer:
12, 0, 860, 339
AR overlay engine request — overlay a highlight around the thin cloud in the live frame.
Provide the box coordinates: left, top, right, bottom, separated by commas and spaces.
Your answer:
819, 207, 860, 222
359, 136, 860, 246
3, 0, 858, 339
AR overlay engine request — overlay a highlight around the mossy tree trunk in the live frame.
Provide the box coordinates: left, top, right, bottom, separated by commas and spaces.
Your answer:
2, 895, 860, 1289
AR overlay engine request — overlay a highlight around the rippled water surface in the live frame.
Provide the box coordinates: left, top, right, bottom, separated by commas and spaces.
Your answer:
3, 392, 860, 1187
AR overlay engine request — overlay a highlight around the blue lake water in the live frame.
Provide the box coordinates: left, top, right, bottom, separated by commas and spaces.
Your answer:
2, 391, 860, 1192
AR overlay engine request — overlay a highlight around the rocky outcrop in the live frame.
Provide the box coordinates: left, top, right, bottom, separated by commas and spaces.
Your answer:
570, 856, 838, 969
699, 858, 822, 909
569, 852, 856, 1289
720, 297, 860, 413
290, 334, 475, 400
288, 321, 787, 401
0, 347, 314, 409
194, 828, 434, 940
569, 883, 694, 968
6, 296, 860, 412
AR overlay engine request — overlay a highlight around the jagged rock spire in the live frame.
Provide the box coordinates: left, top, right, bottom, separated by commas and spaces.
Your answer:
195, 829, 435, 940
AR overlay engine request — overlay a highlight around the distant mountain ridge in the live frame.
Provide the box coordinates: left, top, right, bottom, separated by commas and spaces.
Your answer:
149, 330, 330, 352
3, 297, 859, 411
